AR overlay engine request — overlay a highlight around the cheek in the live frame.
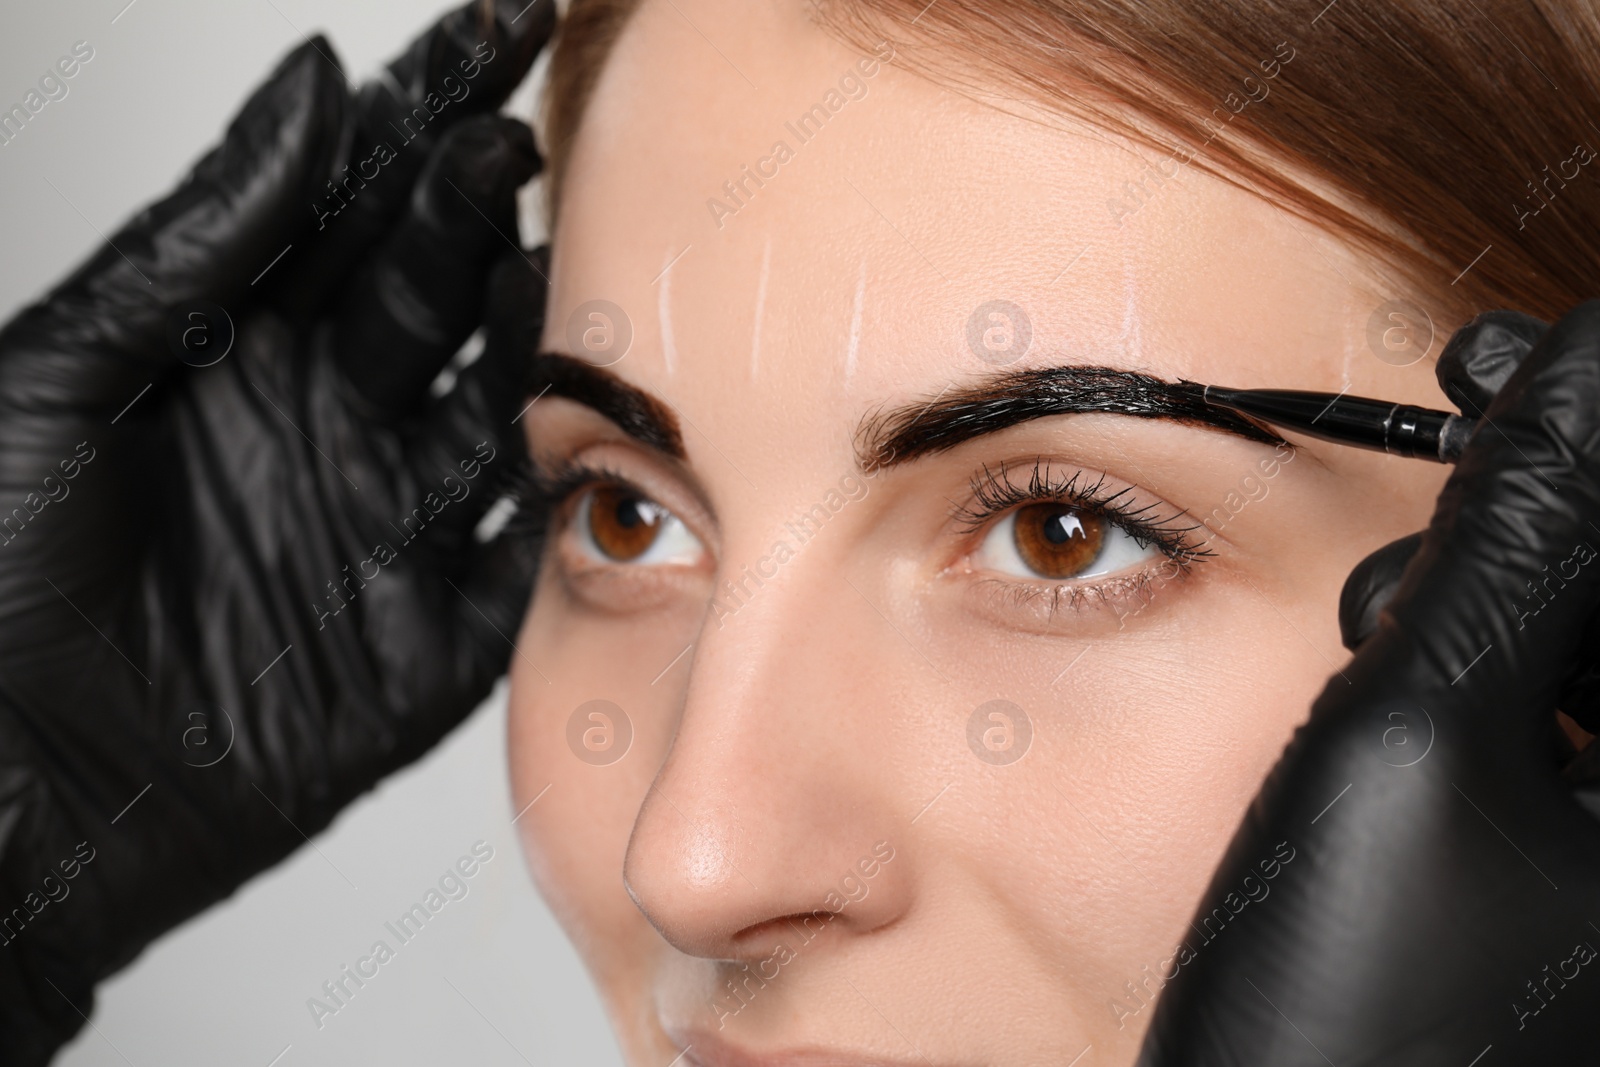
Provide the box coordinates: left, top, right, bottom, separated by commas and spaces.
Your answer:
922, 577, 1339, 1051
507, 567, 699, 980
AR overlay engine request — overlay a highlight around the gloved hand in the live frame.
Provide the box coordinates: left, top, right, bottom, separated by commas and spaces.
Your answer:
1136, 305, 1600, 1065
0, 2, 553, 1060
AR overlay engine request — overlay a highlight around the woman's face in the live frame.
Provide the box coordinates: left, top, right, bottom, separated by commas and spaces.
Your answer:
510, 1, 1453, 1063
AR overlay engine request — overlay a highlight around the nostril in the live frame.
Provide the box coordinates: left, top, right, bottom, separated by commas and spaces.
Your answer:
727, 910, 857, 959
730, 914, 823, 955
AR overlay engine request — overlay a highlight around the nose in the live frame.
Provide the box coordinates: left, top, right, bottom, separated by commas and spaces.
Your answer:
621, 539, 914, 962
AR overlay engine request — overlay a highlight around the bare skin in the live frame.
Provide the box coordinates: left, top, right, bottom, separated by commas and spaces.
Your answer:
508, 1, 1454, 1063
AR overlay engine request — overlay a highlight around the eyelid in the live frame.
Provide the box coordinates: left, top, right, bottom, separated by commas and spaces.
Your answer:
527, 395, 719, 529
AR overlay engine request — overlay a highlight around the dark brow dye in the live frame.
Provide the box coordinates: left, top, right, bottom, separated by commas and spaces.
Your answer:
856, 366, 1286, 472
529, 353, 686, 459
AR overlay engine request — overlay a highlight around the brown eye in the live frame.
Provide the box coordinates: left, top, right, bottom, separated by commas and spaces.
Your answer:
585, 485, 664, 561
1010, 503, 1106, 579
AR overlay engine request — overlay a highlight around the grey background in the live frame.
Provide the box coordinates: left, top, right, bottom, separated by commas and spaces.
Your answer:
1, 2, 623, 1064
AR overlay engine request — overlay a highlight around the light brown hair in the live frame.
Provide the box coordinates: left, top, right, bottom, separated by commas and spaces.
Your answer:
544, 0, 1600, 321
543, 0, 643, 219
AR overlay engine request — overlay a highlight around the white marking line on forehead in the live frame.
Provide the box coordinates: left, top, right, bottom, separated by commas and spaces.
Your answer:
844, 257, 867, 386
751, 237, 772, 381
1343, 286, 1367, 390
659, 248, 680, 376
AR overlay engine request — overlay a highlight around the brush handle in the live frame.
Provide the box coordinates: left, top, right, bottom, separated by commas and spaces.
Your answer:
1201, 387, 1474, 463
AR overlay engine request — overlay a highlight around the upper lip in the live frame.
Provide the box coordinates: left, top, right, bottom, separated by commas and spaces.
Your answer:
673, 1029, 965, 1067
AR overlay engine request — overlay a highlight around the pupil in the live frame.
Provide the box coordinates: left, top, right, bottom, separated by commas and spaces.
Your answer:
616, 498, 646, 528
1043, 511, 1084, 545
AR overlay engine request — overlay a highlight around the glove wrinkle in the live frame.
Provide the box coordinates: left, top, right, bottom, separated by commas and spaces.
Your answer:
1140, 302, 1600, 1065
0, 5, 554, 1059
1337, 531, 1423, 651
1437, 309, 1548, 414
333, 115, 540, 423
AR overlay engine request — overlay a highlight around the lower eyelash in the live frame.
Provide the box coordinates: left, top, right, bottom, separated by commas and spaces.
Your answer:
975, 570, 1165, 619
966, 540, 1208, 632
954, 458, 1215, 565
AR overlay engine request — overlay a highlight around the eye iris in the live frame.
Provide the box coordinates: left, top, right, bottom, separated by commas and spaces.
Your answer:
1012, 503, 1105, 578
588, 486, 661, 561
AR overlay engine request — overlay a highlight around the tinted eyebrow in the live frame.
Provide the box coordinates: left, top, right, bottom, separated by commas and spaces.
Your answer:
529, 353, 685, 459
855, 365, 1286, 472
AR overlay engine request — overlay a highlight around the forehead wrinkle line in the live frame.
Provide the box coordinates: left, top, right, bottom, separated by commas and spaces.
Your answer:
853, 365, 1288, 473
529, 352, 687, 460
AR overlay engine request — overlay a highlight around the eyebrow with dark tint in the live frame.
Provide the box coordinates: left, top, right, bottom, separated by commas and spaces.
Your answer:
855, 365, 1288, 473
528, 352, 685, 459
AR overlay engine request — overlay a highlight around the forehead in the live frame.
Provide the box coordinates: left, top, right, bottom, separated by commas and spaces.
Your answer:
542, 0, 1385, 475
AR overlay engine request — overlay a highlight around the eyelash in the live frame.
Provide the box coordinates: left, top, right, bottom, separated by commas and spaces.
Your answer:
508, 454, 1212, 621
503, 457, 644, 562
952, 458, 1214, 615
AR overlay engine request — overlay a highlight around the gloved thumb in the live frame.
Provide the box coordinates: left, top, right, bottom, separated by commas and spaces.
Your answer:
1436, 309, 1547, 414
1338, 531, 1423, 650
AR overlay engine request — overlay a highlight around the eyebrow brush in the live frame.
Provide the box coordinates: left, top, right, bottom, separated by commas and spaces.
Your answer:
1194, 385, 1476, 463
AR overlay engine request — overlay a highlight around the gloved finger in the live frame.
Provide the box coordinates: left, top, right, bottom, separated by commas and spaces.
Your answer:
276, 0, 555, 319
372, 0, 554, 145
1554, 611, 1600, 735
1343, 534, 1600, 740
0, 39, 345, 405
1438, 313, 1600, 739
1436, 309, 1547, 415
1334, 313, 1550, 654
333, 115, 539, 422
1352, 301, 1600, 749
402, 248, 546, 553
450, 515, 541, 694
1337, 531, 1424, 651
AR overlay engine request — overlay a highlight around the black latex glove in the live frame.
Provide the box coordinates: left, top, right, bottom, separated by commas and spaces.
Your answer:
1136, 305, 1600, 1065
0, 1, 553, 1060
1336, 310, 1546, 649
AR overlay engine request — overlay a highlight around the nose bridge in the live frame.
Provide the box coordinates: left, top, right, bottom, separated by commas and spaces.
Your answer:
622, 504, 913, 959
706, 474, 868, 628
